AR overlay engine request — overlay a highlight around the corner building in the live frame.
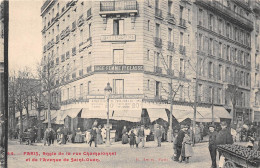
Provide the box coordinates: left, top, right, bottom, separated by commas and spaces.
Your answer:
41, 0, 198, 132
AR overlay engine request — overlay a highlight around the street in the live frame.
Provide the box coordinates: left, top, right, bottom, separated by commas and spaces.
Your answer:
8, 140, 215, 168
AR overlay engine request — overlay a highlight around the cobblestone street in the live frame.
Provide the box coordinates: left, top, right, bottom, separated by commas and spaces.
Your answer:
8, 140, 215, 168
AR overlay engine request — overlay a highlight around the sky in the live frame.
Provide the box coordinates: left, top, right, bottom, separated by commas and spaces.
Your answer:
9, 0, 43, 74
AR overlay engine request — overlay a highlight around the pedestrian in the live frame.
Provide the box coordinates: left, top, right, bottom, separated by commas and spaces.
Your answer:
195, 124, 201, 143
63, 126, 68, 144
171, 129, 179, 161
137, 125, 145, 148
216, 121, 233, 168
101, 126, 106, 143
122, 126, 129, 144
161, 126, 165, 142
71, 129, 76, 143
200, 122, 204, 141
89, 126, 97, 147
135, 125, 140, 148
180, 132, 193, 163
174, 125, 187, 162
97, 125, 103, 144
208, 124, 218, 168
154, 125, 162, 147
129, 130, 135, 148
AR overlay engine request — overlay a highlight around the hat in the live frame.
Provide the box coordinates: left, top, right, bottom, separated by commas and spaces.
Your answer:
220, 121, 227, 126
208, 124, 215, 129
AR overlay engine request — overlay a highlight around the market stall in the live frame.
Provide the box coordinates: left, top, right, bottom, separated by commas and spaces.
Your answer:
218, 144, 260, 168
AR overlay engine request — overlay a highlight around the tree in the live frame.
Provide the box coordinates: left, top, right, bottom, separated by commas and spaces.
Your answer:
37, 51, 72, 128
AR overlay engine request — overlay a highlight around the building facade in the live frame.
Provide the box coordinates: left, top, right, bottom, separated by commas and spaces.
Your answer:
40, 0, 260, 129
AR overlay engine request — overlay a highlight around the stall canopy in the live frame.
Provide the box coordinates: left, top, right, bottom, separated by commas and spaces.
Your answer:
81, 108, 142, 122
111, 109, 142, 122
81, 108, 107, 119
146, 108, 168, 122
55, 108, 82, 124
171, 105, 204, 122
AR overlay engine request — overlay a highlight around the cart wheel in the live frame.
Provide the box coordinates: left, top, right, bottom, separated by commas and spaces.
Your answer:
224, 161, 236, 168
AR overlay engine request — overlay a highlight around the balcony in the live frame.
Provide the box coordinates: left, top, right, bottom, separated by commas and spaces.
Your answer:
65, 26, 70, 36
60, 30, 65, 40
195, 0, 253, 31
66, 51, 70, 59
87, 8, 92, 19
56, 35, 60, 43
155, 7, 162, 19
179, 72, 185, 78
55, 12, 59, 21
78, 15, 84, 27
167, 69, 174, 76
179, 18, 186, 28
72, 47, 76, 56
154, 37, 162, 48
179, 45, 186, 55
79, 37, 92, 52
154, 66, 162, 74
100, 1, 137, 15
167, 41, 174, 51
70, 0, 77, 6
71, 21, 76, 31
72, 72, 76, 79
66, 1, 71, 8
167, 13, 175, 24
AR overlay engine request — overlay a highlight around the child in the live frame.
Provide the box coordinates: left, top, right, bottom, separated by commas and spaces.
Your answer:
129, 130, 135, 148
181, 133, 193, 163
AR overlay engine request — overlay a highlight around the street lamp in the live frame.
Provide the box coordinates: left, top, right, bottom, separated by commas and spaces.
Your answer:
104, 82, 112, 146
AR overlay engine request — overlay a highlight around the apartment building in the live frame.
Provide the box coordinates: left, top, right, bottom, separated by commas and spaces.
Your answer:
252, 1, 260, 123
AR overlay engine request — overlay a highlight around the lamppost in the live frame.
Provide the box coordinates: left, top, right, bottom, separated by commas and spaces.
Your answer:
104, 82, 112, 146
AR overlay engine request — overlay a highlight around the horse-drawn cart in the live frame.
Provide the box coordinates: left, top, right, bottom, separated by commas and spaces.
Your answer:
218, 145, 260, 168
19, 130, 36, 145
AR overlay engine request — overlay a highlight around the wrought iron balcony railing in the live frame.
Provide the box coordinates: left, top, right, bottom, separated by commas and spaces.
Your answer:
179, 45, 186, 55
100, 1, 137, 12
78, 15, 84, 27
154, 37, 162, 48
179, 18, 186, 28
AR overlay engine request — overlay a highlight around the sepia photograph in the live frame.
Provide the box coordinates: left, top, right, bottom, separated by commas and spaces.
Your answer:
4, 0, 260, 168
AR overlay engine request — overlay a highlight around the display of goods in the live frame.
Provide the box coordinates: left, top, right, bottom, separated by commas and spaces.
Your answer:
218, 144, 260, 160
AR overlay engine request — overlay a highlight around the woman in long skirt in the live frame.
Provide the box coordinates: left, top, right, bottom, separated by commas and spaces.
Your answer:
181, 132, 193, 163
122, 126, 129, 144
97, 125, 103, 144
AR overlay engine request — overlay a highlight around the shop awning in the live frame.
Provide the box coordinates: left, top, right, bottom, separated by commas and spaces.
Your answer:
146, 108, 168, 122
81, 108, 109, 119
63, 108, 82, 118
254, 111, 260, 122
196, 106, 232, 122
111, 109, 142, 122
171, 105, 204, 122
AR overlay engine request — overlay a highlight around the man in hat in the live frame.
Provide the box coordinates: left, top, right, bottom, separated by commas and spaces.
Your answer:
137, 125, 145, 148
208, 125, 218, 168
216, 121, 233, 159
174, 125, 187, 162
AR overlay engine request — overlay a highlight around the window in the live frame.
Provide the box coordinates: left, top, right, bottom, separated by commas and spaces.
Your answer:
73, 86, 76, 99
219, 42, 222, 57
198, 9, 203, 26
80, 84, 83, 98
168, 55, 173, 70
168, 28, 172, 42
198, 84, 202, 101
113, 49, 124, 64
198, 34, 202, 50
147, 49, 150, 60
113, 79, 124, 94
208, 61, 213, 78
209, 14, 213, 30
147, 80, 150, 90
179, 85, 184, 101
209, 38, 213, 55
180, 58, 185, 73
168, 1, 172, 13
180, 32, 184, 46
87, 81, 91, 95
218, 64, 222, 80
89, 23, 92, 38
80, 56, 83, 70
67, 88, 70, 100
188, 9, 190, 22
80, 29, 83, 42
156, 23, 160, 38
148, 20, 150, 31
209, 86, 213, 103
180, 6, 183, 19
227, 45, 230, 60
155, 81, 160, 98
218, 19, 222, 34
198, 58, 203, 75
113, 20, 124, 35
218, 88, 222, 104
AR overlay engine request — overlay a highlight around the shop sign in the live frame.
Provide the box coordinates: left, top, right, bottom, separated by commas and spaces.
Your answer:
101, 34, 136, 42
94, 65, 143, 72
109, 99, 142, 111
